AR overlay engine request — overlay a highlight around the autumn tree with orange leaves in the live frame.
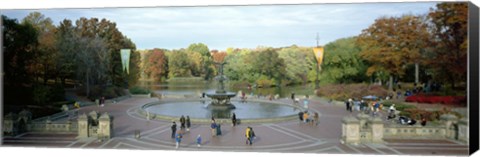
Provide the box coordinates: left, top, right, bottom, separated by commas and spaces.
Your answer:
357, 15, 430, 90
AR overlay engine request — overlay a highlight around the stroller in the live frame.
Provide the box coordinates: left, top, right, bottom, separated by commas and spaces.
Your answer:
398, 116, 416, 125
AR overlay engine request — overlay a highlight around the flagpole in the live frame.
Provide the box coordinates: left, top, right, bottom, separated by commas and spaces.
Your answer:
315, 33, 320, 89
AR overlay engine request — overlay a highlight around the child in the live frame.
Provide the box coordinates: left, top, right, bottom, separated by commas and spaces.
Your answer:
196, 134, 202, 147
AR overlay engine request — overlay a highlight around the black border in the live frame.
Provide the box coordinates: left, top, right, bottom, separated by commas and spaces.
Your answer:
468, 1, 479, 155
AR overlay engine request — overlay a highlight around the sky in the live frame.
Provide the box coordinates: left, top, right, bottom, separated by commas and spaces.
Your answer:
1, 2, 439, 51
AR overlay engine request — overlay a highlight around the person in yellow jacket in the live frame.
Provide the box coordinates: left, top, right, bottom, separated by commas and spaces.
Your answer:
74, 102, 80, 108
245, 127, 252, 145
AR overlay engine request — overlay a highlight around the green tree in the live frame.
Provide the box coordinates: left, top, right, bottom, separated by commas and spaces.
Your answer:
187, 43, 212, 79
3, 15, 38, 105
322, 37, 369, 84
278, 45, 315, 85
168, 50, 191, 78
56, 19, 77, 86
251, 48, 286, 86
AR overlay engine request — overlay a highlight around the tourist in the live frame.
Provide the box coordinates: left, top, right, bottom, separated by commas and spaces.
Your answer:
387, 104, 396, 120
298, 111, 304, 122
303, 112, 309, 123
186, 116, 191, 131
303, 98, 309, 109
249, 126, 256, 140
360, 100, 366, 111
373, 102, 380, 116
196, 134, 202, 147
291, 92, 295, 102
420, 115, 427, 126
354, 99, 360, 111
245, 127, 251, 145
175, 131, 183, 149
314, 112, 319, 126
100, 96, 105, 107
74, 101, 80, 109
232, 112, 237, 126
348, 98, 353, 112
211, 120, 217, 136
180, 115, 186, 130
171, 121, 177, 139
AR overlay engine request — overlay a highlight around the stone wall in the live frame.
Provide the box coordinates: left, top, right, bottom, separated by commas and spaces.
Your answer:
341, 113, 467, 144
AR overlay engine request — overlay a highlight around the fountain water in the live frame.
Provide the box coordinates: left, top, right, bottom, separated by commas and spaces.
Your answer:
205, 61, 236, 109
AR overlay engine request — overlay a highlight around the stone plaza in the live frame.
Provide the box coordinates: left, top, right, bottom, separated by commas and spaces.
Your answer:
2, 96, 469, 156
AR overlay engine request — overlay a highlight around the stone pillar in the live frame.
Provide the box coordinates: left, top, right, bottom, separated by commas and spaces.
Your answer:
77, 113, 89, 138
440, 114, 458, 139
357, 113, 370, 129
342, 116, 360, 144
66, 120, 72, 132
98, 112, 112, 139
370, 117, 384, 143
3, 113, 17, 135
457, 118, 468, 143
45, 118, 52, 131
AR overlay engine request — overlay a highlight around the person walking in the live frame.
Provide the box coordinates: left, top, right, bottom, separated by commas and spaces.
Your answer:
249, 127, 256, 142
210, 120, 217, 136
231, 112, 237, 126
186, 116, 191, 131
196, 134, 202, 147
175, 131, 183, 149
245, 127, 252, 145
314, 112, 319, 126
180, 115, 186, 130
171, 121, 177, 139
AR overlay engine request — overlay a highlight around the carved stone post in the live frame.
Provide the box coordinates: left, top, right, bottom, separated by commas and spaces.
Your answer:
457, 118, 468, 143
357, 113, 370, 129
370, 117, 384, 143
440, 114, 458, 139
3, 113, 17, 136
77, 113, 89, 138
342, 116, 360, 144
98, 112, 112, 139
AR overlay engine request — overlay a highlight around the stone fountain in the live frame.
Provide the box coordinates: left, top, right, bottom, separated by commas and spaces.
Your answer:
206, 61, 237, 110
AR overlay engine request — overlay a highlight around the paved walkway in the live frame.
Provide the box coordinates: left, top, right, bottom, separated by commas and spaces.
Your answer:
2, 97, 469, 156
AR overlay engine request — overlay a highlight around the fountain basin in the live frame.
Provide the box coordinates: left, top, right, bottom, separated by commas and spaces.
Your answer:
139, 99, 304, 124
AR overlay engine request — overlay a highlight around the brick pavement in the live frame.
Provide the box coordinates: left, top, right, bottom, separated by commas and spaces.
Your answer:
2, 97, 469, 156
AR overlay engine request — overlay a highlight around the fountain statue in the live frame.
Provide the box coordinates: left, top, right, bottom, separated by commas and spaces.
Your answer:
206, 61, 237, 109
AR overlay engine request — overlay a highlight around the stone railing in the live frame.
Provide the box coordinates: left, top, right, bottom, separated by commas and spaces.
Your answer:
131, 93, 151, 98
341, 113, 468, 144
28, 121, 78, 133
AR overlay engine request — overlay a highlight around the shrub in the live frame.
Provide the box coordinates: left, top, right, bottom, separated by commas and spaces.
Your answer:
129, 86, 151, 95
316, 83, 388, 100
256, 75, 275, 88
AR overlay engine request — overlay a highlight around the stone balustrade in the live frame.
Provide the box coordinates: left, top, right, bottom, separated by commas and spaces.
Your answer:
342, 113, 468, 144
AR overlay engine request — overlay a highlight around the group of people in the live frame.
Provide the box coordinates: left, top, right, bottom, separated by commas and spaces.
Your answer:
169, 112, 263, 149
345, 98, 385, 116
171, 115, 192, 149
298, 111, 319, 126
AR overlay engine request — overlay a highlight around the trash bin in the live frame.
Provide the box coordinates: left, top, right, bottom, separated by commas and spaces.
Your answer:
216, 124, 222, 136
